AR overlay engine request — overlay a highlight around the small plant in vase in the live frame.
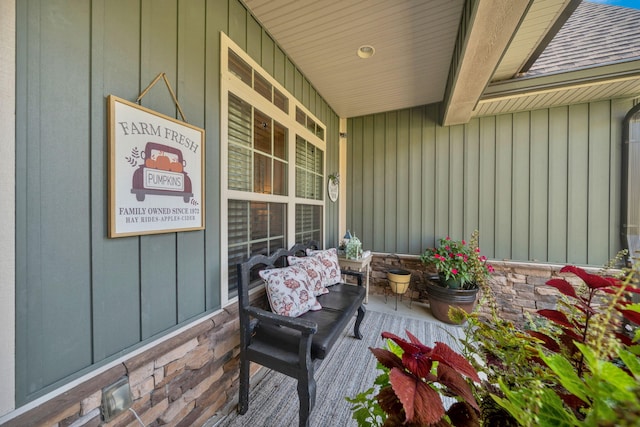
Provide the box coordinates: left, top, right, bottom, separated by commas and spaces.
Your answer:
420, 230, 493, 290
419, 230, 493, 323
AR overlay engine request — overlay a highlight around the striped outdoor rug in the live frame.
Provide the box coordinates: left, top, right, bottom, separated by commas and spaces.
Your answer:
216, 309, 465, 427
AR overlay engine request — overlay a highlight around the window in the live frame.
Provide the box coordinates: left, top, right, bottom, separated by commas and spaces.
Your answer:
228, 94, 288, 196
221, 34, 326, 301
296, 106, 324, 140
228, 48, 289, 114
295, 136, 323, 200
295, 204, 322, 244
227, 200, 287, 295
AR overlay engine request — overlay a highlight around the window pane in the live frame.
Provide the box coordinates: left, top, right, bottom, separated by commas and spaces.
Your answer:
228, 50, 252, 86
228, 93, 252, 191
254, 73, 272, 102
273, 160, 287, 196
228, 200, 250, 297
296, 140, 307, 169
314, 146, 323, 174
295, 168, 305, 198
250, 240, 269, 258
306, 117, 316, 135
254, 152, 272, 194
312, 207, 322, 230
274, 88, 288, 113
314, 175, 323, 200
254, 110, 271, 154
227, 244, 247, 297
295, 204, 322, 244
273, 121, 286, 160
269, 238, 286, 255
295, 136, 324, 200
316, 126, 324, 140
250, 202, 268, 240
228, 145, 251, 191
296, 107, 305, 126
308, 144, 316, 172
229, 94, 251, 148
270, 203, 286, 237
228, 200, 249, 243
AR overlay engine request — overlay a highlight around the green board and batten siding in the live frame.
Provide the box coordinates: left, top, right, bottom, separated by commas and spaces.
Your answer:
347, 99, 632, 266
15, 0, 339, 405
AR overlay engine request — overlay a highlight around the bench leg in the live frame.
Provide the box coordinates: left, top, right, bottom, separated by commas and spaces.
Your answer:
238, 353, 250, 415
354, 305, 366, 339
297, 369, 316, 427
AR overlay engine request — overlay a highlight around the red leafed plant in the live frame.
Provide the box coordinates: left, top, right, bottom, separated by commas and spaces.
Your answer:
489, 261, 640, 426
533, 265, 640, 376
350, 330, 481, 426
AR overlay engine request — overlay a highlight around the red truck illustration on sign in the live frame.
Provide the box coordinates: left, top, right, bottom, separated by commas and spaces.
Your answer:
131, 142, 193, 203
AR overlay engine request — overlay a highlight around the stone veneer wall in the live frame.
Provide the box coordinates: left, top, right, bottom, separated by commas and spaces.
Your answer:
3, 291, 268, 427
368, 253, 604, 324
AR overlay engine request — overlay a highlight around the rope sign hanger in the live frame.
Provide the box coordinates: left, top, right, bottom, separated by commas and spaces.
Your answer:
136, 72, 188, 123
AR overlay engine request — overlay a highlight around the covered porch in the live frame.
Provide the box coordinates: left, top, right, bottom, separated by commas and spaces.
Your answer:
2, 0, 640, 426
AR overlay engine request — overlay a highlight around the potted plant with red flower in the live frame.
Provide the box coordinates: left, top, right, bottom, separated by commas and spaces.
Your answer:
420, 230, 493, 323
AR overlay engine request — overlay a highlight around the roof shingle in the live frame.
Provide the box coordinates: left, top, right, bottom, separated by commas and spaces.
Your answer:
527, 1, 640, 76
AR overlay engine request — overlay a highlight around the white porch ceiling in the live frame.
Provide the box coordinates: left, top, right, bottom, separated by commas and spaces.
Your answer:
243, 0, 464, 118
243, 0, 636, 121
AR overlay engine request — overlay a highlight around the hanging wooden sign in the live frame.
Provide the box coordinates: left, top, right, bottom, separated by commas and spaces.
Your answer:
107, 95, 205, 238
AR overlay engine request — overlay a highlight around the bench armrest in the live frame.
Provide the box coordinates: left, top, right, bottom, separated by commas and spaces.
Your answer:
245, 306, 318, 335
340, 269, 364, 287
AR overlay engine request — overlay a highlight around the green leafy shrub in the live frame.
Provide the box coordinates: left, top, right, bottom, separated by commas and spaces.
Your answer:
349, 252, 640, 426
490, 263, 640, 426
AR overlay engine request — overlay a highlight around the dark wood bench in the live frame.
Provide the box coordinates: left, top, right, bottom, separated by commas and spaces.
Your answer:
236, 242, 367, 427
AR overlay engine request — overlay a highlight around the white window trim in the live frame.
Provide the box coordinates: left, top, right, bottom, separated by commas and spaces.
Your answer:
220, 32, 327, 306
0, 0, 15, 415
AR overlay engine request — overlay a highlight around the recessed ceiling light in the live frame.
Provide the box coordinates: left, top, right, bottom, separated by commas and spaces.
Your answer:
357, 45, 375, 59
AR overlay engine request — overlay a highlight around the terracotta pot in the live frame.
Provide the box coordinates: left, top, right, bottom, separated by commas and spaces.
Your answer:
425, 280, 478, 324
387, 269, 411, 294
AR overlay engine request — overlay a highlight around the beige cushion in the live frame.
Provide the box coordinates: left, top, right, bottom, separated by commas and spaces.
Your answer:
259, 265, 321, 317
287, 255, 330, 296
306, 248, 341, 286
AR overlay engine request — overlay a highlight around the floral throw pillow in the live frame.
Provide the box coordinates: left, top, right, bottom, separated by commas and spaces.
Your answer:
306, 248, 341, 286
259, 265, 321, 317
287, 256, 329, 296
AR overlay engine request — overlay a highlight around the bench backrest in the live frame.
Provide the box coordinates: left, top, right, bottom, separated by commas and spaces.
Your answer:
236, 241, 320, 325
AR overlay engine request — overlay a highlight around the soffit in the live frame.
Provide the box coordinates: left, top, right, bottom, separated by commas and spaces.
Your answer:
243, 0, 465, 118
243, 0, 636, 121
474, 60, 640, 117
475, 75, 640, 117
